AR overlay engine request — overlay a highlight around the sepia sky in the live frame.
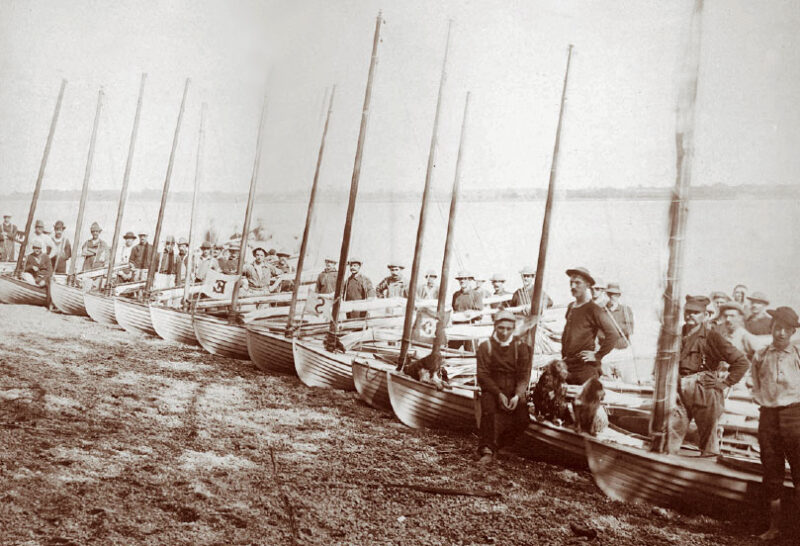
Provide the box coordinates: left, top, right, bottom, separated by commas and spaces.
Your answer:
0, 0, 798, 199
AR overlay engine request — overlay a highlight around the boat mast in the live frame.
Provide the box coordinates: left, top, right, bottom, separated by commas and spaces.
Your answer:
326, 13, 383, 348
14, 79, 67, 277
286, 87, 336, 334
397, 21, 453, 370
144, 78, 190, 296
183, 103, 206, 304
650, 0, 704, 453
529, 45, 573, 348
430, 92, 471, 362
70, 88, 103, 279
104, 74, 147, 293
229, 94, 269, 318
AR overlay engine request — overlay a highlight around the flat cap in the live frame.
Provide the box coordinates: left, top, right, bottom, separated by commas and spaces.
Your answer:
90, 222, 102, 232
684, 295, 710, 313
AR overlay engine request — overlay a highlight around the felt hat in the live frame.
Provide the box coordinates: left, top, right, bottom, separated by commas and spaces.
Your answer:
2, 214, 10, 218
747, 292, 769, 305
276, 250, 290, 258
123, 231, 136, 240
34, 219, 45, 228
387, 261, 405, 269
606, 282, 622, 295
324, 257, 337, 263
53, 220, 65, 229
767, 306, 800, 328
710, 291, 731, 302
490, 273, 506, 282
565, 266, 595, 286
90, 222, 102, 232
684, 295, 710, 313
455, 270, 474, 280
719, 301, 745, 316
493, 310, 516, 325
201, 241, 212, 249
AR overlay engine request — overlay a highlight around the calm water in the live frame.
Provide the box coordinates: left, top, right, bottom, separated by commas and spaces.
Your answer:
4, 196, 799, 361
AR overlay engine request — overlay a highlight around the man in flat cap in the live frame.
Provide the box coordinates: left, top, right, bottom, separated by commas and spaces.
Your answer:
746, 292, 772, 335
667, 295, 750, 456
50, 220, 71, 274
1, 213, 18, 261
22, 240, 52, 287
376, 261, 408, 298
750, 306, 800, 541
344, 257, 375, 319
80, 222, 109, 271
130, 232, 153, 271
194, 241, 220, 282
26, 219, 54, 257
510, 266, 553, 311
416, 269, 439, 301
561, 267, 620, 384
452, 271, 484, 312
315, 258, 338, 295
476, 310, 532, 465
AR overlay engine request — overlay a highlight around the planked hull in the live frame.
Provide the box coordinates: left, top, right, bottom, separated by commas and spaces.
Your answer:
293, 339, 356, 391
0, 275, 47, 306
149, 304, 198, 345
522, 419, 588, 468
193, 314, 250, 359
84, 291, 118, 326
386, 371, 478, 431
114, 297, 157, 336
584, 436, 793, 515
246, 325, 295, 374
50, 279, 88, 316
352, 358, 392, 411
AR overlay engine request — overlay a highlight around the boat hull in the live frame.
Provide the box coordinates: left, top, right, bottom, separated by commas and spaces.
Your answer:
0, 275, 48, 306
522, 419, 588, 468
246, 325, 295, 374
193, 314, 250, 359
84, 291, 118, 326
149, 304, 198, 345
293, 339, 356, 391
352, 358, 392, 411
50, 279, 88, 316
114, 297, 157, 336
386, 371, 478, 431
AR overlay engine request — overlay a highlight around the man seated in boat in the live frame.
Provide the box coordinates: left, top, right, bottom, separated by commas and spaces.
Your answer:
488, 273, 510, 309
561, 267, 620, 385
21, 240, 52, 287
26, 219, 54, 257
130, 232, 153, 271
242, 246, 280, 295
604, 282, 633, 349
115, 231, 137, 283
315, 257, 338, 294
1, 213, 18, 261
746, 292, 772, 335
376, 261, 409, 298
50, 220, 71, 274
416, 269, 439, 301
80, 222, 109, 272
344, 257, 375, 319
194, 241, 220, 282
218, 244, 240, 274
510, 266, 553, 312
275, 250, 295, 292
667, 295, 750, 456
750, 306, 800, 541
476, 310, 532, 465
451, 271, 483, 312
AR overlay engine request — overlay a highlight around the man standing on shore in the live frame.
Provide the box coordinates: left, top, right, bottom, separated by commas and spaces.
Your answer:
194, 241, 220, 282
416, 270, 439, 301
344, 258, 375, 319
50, 220, 71, 274
561, 267, 620, 384
1, 214, 18, 261
451, 271, 483, 312
130, 232, 152, 271
746, 292, 772, 335
605, 282, 634, 349
316, 258, 338, 295
750, 306, 800, 541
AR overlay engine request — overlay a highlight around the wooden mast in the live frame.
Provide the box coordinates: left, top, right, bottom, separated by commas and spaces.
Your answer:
528, 45, 573, 348
183, 103, 206, 304
430, 92, 471, 361
397, 21, 453, 370
14, 79, 67, 276
650, 0, 704, 452
286, 87, 336, 334
326, 13, 383, 348
69, 88, 103, 279
144, 78, 190, 295
228, 94, 269, 317
104, 74, 146, 293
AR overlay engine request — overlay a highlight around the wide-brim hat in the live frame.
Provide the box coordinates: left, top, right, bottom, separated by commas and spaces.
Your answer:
592, 278, 607, 290
767, 306, 800, 328
493, 310, 516, 325
123, 231, 136, 240
276, 250, 290, 258
710, 291, 731, 302
606, 282, 622, 295
519, 266, 536, 276
719, 301, 745, 316
565, 266, 595, 286
348, 257, 363, 265
34, 219, 45, 228
424, 269, 438, 278
490, 273, 506, 282
684, 295, 711, 313
455, 270, 474, 280
747, 292, 769, 305
201, 241, 212, 249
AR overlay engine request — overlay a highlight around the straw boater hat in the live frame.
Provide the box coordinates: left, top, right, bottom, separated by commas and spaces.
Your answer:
747, 292, 770, 305
767, 306, 800, 328
455, 270, 474, 280
490, 273, 506, 282
164, 235, 175, 244
719, 301, 745, 316
348, 257, 363, 265
201, 241, 212, 249
565, 266, 595, 286
424, 269, 438, 278
592, 278, 607, 290
519, 266, 536, 276
684, 295, 711, 313
606, 282, 622, 295
138, 231, 147, 237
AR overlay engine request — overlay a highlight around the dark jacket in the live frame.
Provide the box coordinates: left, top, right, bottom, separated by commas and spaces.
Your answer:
344, 273, 375, 301
130, 242, 153, 270
24, 252, 53, 283
452, 288, 483, 311
679, 323, 750, 387
477, 336, 532, 402
316, 270, 337, 294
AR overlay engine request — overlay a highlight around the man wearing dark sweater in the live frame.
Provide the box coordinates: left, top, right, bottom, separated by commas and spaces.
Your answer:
476, 310, 532, 465
561, 267, 620, 384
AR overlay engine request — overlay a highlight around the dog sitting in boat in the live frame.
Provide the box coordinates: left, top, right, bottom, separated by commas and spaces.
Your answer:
403, 352, 449, 390
530, 359, 572, 425
573, 377, 608, 436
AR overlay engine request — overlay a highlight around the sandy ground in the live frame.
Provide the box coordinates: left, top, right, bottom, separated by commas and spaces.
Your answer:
0, 304, 794, 545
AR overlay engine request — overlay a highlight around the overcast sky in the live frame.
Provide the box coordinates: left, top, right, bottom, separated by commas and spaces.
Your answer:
1, 0, 798, 199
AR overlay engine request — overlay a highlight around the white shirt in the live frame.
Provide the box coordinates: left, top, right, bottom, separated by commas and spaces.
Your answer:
119, 244, 134, 264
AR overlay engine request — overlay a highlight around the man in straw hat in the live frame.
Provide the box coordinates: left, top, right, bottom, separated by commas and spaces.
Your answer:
80, 222, 109, 271
510, 266, 553, 311
746, 292, 772, 335
1, 213, 18, 261
21, 239, 52, 287
667, 295, 750, 456
50, 220, 72, 274
561, 267, 620, 384
315, 257, 338, 295
476, 310, 532, 465
750, 306, 800, 541
26, 219, 54, 257
452, 270, 483, 312
376, 260, 408, 298
344, 257, 375, 319
416, 269, 439, 301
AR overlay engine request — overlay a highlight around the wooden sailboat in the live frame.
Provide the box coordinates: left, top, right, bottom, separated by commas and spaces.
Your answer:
116, 79, 190, 337
84, 74, 147, 326
294, 13, 383, 390
0, 80, 67, 306
584, 0, 794, 513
